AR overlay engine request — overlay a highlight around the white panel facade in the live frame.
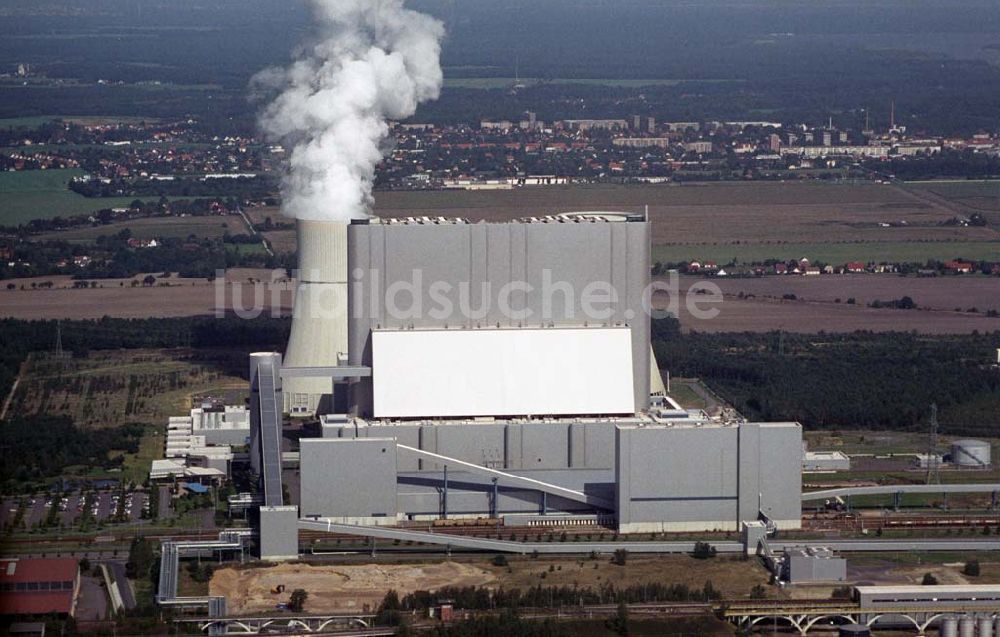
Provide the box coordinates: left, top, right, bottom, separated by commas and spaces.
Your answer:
373, 327, 635, 418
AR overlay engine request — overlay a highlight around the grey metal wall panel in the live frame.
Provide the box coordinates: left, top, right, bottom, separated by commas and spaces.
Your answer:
737, 423, 762, 523
359, 424, 420, 471
519, 425, 571, 470
419, 425, 438, 471
757, 423, 803, 524
616, 426, 739, 527
583, 422, 615, 468
434, 424, 506, 470
259, 505, 299, 561
299, 438, 397, 519
505, 424, 523, 470
347, 220, 651, 416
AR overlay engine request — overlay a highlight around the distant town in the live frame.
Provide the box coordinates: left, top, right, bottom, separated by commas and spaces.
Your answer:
3, 108, 999, 192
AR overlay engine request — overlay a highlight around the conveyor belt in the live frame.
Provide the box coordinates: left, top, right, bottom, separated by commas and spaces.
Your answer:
257, 359, 284, 507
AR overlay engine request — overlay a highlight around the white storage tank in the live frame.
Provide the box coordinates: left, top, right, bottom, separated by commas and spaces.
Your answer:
941, 616, 958, 637
978, 617, 993, 637
951, 439, 992, 468
958, 616, 975, 637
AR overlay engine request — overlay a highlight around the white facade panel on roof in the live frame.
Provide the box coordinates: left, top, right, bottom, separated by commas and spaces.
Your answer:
373, 327, 634, 418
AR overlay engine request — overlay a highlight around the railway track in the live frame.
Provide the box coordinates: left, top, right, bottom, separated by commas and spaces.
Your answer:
803, 513, 1000, 532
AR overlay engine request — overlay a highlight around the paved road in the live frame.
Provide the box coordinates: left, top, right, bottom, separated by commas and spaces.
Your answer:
158, 486, 173, 520
105, 560, 136, 610
75, 574, 108, 621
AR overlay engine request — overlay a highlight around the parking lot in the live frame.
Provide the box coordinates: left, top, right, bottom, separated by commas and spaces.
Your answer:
1, 490, 149, 532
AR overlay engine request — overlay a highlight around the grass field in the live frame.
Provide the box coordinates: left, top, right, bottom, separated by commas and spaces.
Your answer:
0, 115, 159, 128
663, 382, 707, 410
35, 215, 247, 243
7, 349, 247, 428
0, 169, 143, 225
0, 116, 62, 128
224, 242, 268, 255
118, 428, 165, 485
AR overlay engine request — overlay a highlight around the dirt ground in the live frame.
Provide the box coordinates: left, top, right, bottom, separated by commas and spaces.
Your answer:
211, 554, 773, 615
658, 281, 1000, 334
2, 262, 995, 334
709, 275, 1000, 314
211, 561, 497, 614
0, 270, 293, 320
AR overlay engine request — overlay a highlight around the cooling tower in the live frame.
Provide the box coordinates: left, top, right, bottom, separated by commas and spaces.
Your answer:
283, 220, 348, 416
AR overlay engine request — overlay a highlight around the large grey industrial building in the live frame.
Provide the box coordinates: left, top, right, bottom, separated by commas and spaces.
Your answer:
253, 214, 803, 556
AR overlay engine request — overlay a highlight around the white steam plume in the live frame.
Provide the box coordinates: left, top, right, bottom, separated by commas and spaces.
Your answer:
255, 0, 444, 221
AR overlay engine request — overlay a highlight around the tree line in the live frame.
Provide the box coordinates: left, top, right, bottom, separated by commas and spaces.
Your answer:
651, 317, 1000, 435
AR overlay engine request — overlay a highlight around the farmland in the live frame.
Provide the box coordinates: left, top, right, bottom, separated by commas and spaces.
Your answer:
35, 214, 248, 243
706, 275, 1000, 314
0, 168, 144, 225
10, 182, 998, 333
248, 182, 1000, 264
652, 241, 1000, 265
903, 180, 1000, 216
0, 269, 294, 320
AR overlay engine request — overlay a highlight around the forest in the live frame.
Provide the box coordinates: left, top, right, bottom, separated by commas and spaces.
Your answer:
0, 416, 144, 487
651, 318, 1000, 436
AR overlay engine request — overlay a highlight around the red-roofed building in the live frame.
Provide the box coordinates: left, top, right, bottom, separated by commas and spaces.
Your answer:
0, 558, 80, 617
944, 260, 974, 274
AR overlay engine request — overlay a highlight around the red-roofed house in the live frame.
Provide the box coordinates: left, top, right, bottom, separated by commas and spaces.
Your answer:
0, 558, 80, 617
944, 260, 974, 274
845, 262, 866, 273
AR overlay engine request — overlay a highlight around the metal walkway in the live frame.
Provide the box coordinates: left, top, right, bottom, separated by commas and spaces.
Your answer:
157, 530, 251, 608
802, 483, 1000, 501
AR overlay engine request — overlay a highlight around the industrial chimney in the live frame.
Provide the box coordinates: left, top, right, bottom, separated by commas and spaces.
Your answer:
283, 220, 348, 416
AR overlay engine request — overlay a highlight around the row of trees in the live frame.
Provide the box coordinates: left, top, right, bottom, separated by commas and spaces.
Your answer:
376, 578, 722, 622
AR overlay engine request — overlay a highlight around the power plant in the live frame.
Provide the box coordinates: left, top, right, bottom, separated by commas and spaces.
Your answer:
245, 213, 803, 555
152, 214, 1000, 634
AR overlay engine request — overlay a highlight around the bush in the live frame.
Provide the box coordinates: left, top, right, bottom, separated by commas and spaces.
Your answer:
611, 549, 628, 566
921, 572, 938, 585
288, 588, 308, 612
831, 585, 853, 600
963, 560, 981, 577
692, 541, 717, 559
491, 555, 508, 567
